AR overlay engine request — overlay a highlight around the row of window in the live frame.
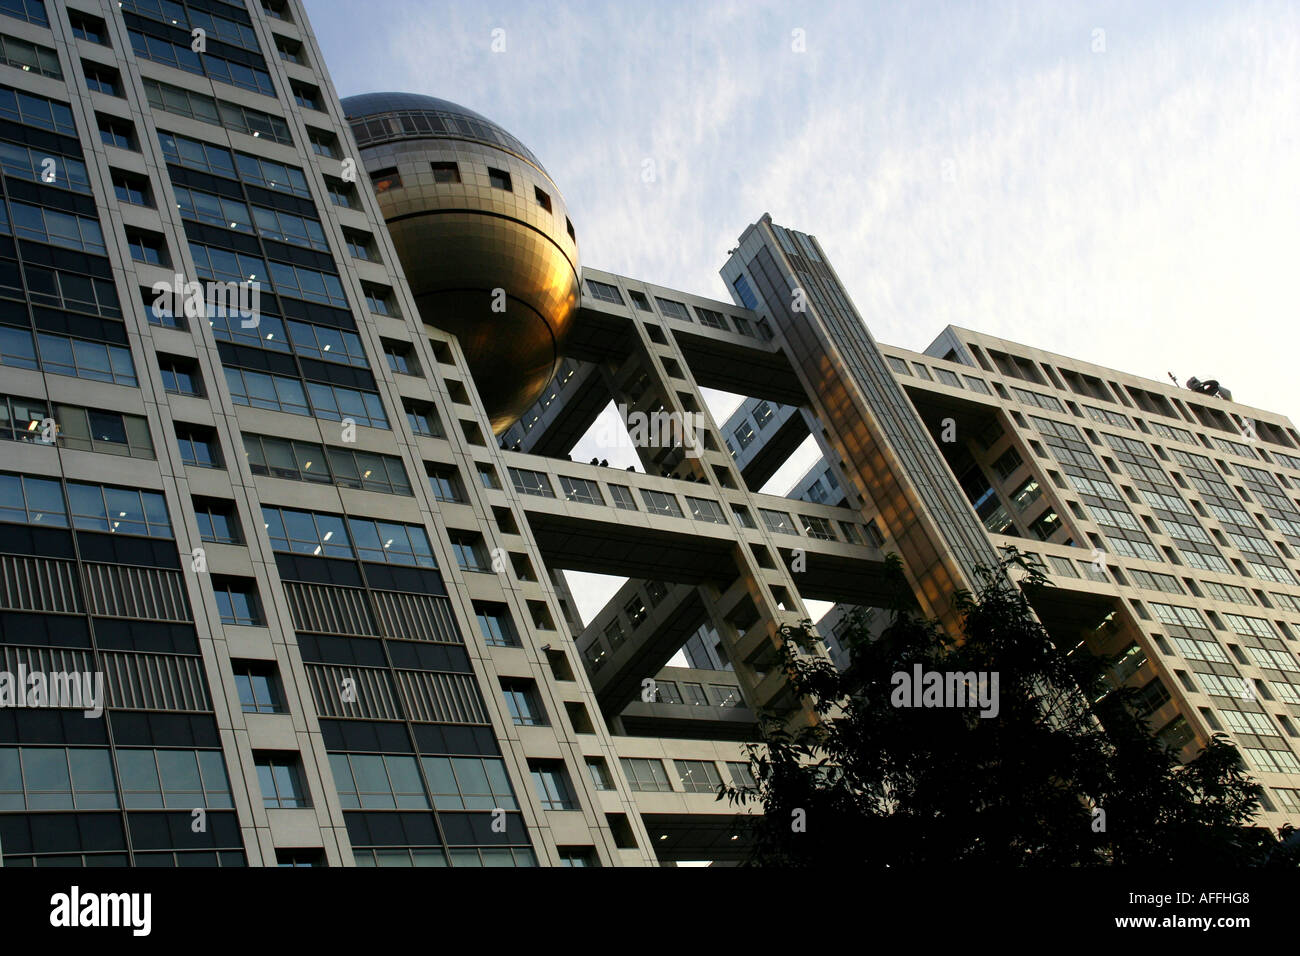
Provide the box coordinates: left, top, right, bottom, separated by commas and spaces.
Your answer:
584, 279, 759, 337
0, 471, 171, 536
261, 504, 436, 568
369, 162, 574, 239
189, 242, 348, 309
0, 325, 136, 385
0, 31, 60, 78
127, 27, 274, 97
0, 139, 91, 194
0, 83, 75, 135
175, 184, 329, 251
224, 366, 388, 429
329, 752, 518, 812
243, 433, 412, 496
0, 746, 230, 810
0, 199, 105, 254
885, 354, 997, 397
122, 0, 264, 54
4, 260, 121, 319
210, 310, 367, 366
143, 77, 293, 145
647, 679, 743, 708
616, 757, 752, 794
160, 129, 310, 198
0, 0, 48, 27
508, 466, 857, 542
0, 394, 154, 458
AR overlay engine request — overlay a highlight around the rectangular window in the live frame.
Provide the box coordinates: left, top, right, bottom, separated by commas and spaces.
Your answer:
502, 679, 546, 726
619, 757, 672, 792
1028, 509, 1062, 541
760, 508, 795, 534
62, 481, 172, 537
423, 755, 517, 811
159, 356, 200, 396
732, 274, 757, 309
640, 489, 683, 518
2, 0, 48, 27
344, 229, 377, 261
449, 530, 490, 572
608, 484, 637, 511
430, 161, 460, 183
992, 447, 1024, 481
0, 86, 77, 135
97, 114, 135, 149
585, 757, 614, 791
383, 339, 418, 375
143, 78, 292, 145
725, 762, 754, 789
0, 34, 62, 78
70, 11, 108, 43
0, 747, 120, 811
307, 128, 337, 158
176, 424, 221, 468
126, 229, 168, 265
213, 576, 262, 626
675, 760, 723, 793
116, 748, 231, 810
474, 601, 519, 647
194, 497, 239, 544
529, 760, 576, 810
559, 475, 604, 505
487, 167, 512, 191
291, 81, 321, 111
800, 515, 836, 540
111, 170, 150, 206
654, 297, 691, 321
509, 467, 554, 498
83, 62, 121, 97
426, 463, 465, 503
254, 753, 309, 808
329, 753, 429, 810
586, 279, 623, 305
404, 399, 442, 437
686, 496, 726, 524
696, 308, 729, 330
624, 595, 648, 628
233, 661, 283, 714
1009, 477, 1043, 512
12, 202, 106, 253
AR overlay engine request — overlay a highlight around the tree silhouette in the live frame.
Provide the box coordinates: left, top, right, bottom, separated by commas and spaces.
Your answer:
722, 548, 1298, 867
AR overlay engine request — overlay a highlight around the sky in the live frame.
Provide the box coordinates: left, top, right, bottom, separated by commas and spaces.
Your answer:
309, 0, 1300, 624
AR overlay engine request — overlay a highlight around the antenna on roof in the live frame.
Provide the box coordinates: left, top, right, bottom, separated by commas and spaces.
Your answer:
1167, 372, 1180, 388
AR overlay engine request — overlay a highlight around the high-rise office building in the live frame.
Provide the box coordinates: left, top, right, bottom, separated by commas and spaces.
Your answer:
1, 0, 1298, 868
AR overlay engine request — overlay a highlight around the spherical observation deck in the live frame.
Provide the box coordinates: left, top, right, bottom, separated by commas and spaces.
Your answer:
342, 92, 579, 434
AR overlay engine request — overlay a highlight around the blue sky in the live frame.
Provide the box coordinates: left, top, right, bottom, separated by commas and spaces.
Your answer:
309, 0, 1300, 622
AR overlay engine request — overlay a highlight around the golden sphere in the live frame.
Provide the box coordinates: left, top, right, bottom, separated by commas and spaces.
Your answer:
343, 93, 579, 434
